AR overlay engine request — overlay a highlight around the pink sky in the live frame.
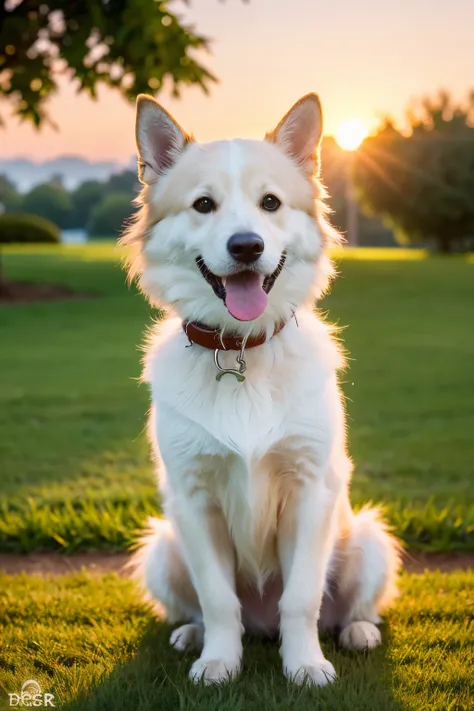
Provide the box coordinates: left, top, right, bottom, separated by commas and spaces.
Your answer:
2, 0, 474, 161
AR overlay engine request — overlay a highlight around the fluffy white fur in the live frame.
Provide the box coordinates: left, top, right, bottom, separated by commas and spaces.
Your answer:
124, 93, 401, 686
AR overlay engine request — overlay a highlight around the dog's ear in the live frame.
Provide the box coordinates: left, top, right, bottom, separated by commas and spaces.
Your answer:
135, 95, 192, 185
266, 93, 323, 173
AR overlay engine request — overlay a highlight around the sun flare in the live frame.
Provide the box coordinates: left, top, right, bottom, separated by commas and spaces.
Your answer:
334, 119, 369, 151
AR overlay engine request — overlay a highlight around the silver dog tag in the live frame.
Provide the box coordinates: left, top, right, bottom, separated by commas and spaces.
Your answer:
214, 349, 246, 383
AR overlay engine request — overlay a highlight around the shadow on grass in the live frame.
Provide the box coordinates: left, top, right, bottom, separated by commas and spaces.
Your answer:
62, 621, 407, 711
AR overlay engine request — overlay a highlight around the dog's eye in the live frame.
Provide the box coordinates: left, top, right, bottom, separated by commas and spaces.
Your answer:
192, 196, 216, 214
261, 194, 281, 212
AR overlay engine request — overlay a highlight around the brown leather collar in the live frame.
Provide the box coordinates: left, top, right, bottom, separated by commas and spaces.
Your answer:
183, 320, 286, 351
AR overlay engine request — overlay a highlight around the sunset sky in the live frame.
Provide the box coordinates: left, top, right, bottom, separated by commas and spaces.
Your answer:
2, 0, 474, 162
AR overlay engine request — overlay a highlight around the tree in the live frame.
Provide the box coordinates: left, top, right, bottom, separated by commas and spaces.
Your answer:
353, 90, 474, 253
70, 172, 139, 229
0, 174, 21, 212
318, 138, 396, 246
0, 0, 217, 127
22, 182, 73, 229
320, 136, 349, 233
70, 180, 106, 229
87, 191, 133, 237
106, 169, 140, 194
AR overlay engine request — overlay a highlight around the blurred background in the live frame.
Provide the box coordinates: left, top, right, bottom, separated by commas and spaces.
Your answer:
2, 0, 474, 252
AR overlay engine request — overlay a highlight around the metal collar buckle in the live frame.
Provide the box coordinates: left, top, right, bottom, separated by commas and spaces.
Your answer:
214, 342, 247, 383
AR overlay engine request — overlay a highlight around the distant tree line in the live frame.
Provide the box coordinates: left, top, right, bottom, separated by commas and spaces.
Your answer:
2, 89, 474, 253
0, 146, 395, 245
0, 170, 139, 237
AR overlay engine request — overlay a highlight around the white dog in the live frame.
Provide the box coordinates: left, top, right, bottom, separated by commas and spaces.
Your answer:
123, 92, 401, 686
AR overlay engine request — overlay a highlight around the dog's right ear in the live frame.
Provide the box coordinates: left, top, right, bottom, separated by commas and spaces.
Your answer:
135, 95, 192, 185
265, 93, 323, 175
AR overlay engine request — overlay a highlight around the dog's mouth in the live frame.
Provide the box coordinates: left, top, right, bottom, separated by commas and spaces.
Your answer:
195, 252, 287, 322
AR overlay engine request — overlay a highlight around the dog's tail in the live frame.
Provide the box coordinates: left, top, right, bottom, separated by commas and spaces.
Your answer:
338, 505, 403, 622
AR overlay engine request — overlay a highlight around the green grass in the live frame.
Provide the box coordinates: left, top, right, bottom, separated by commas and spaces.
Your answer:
0, 244, 473, 552
0, 570, 472, 711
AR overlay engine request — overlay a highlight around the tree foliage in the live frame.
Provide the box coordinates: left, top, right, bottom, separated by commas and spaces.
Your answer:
0, 0, 216, 127
70, 171, 138, 229
353, 90, 474, 252
1, 169, 139, 233
106, 169, 139, 194
70, 179, 106, 229
21, 182, 73, 228
318, 138, 396, 247
87, 190, 133, 237
0, 174, 21, 211
320, 136, 348, 231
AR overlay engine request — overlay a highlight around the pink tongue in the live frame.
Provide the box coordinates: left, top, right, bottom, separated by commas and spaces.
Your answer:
224, 271, 268, 321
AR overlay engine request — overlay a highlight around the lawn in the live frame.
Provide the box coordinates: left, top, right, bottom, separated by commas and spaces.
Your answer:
0, 243, 473, 552
0, 570, 472, 711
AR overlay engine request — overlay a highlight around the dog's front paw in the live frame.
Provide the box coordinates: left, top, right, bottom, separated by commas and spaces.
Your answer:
339, 621, 381, 651
170, 623, 204, 652
283, 659, 337, 686
189, 656, 241, 685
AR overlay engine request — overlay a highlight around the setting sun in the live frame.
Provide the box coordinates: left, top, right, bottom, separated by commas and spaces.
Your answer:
334, 119, 369, 151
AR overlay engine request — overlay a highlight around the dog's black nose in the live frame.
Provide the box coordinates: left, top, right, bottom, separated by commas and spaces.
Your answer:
227, 232, 264, 263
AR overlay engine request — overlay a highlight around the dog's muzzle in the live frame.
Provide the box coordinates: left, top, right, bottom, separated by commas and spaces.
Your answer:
195, 251, 287, 304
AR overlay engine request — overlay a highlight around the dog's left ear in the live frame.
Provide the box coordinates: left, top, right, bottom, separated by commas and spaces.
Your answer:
135, 95, 192, 185
266, 93, 323, 173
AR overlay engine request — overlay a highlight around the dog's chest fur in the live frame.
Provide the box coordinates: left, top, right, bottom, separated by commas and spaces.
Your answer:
144, 313, 344, 580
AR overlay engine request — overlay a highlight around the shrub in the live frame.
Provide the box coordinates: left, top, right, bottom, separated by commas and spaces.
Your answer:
0, 213, 60, 244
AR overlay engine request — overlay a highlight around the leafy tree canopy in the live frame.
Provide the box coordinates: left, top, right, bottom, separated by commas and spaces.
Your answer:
21, 181, 73, 228
0, 174, 21, 211
0, 0, 216, 127
70, 171, 138, 229
70, 179, 106, 228
353, 90, 474, 252
87, 190, 133, 237
106, 169, 139, 194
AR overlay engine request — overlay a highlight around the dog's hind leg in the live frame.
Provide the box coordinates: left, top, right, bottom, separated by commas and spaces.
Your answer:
321, 506, 402, 650
129, 517, 204, 651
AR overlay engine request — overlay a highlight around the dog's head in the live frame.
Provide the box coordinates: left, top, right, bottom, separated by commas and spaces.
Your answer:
122, 93, 340, 333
